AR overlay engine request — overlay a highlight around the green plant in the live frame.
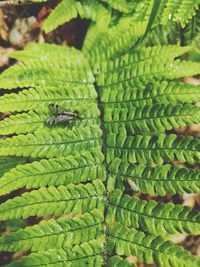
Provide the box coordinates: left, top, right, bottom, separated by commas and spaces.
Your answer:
0, 0, 200, 266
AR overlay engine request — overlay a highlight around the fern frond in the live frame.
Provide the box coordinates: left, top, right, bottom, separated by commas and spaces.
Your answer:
0, 60, 95, 90
103, 104, 200, 134
0, 84, 97, 112
96, 46, 200, 87
161, 0, 200, 27
100, 81, 200, 107
42, 0, 111, 33
0, 209, 104, 252
167, 60, 200, 79
42, 0, 77, 33
0, 107, 100, 135
107, 190, 200, 236
108, 159, 200, 195
108, 223, 200, 267
145, 23, 180, 46
183, 10, 200, 45
106, 133, 200, 164
0, 44, 94, 90
0, 150, 105, 197
84, 18, 146, 64
7, 238, 104, 267
0, 126, 102, 158
35, 0, 200, 33
0, 156, 26, 177
98, 58, 200, 87
0, 3, 199, 266
12, 43, 85, 63
102, 0, 137, 13
99, 45, 193, 71
108, 256, 137, 267
177, 0, 200, 26
97, 45, 194, 82
0, 180, 105, 220
0, 111, 48, 135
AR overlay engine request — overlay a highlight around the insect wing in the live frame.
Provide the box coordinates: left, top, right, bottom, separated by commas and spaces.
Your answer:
127, 178, 139, 192
46, 114, 78, 125
49, 103, 79, 117
49, 104, 66, 115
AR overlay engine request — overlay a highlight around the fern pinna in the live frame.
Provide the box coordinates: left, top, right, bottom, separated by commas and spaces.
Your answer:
0, 0, 200, 266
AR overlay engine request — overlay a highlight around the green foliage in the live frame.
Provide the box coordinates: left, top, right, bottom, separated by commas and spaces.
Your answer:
0, 209, 104, 252
108, 160, 200, 195
106, 133, 200, 165
7, 239, 105, 267
107, 190, 200, 237
0, 1, 200, 267
40, 0, 200, 32
0, 126, 102, 158
0, 180, 105, 220
108, 256, 137, 267
108, 223, 200, 267
42, 0, 111, 33
0, 150, 105, 196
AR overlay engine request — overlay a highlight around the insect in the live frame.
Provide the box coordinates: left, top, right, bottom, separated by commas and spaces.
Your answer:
127, 178, 139, 192
46, 103, 94, 125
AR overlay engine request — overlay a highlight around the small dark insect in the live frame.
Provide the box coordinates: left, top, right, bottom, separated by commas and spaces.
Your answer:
46, 103, 94, 125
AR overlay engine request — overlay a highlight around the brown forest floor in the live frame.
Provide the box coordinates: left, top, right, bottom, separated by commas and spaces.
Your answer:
0, 1, 199, 266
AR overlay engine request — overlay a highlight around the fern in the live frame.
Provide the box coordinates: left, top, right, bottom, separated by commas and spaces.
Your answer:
106, 133, 200, 165
0, 1, 200, 267
0, 180, 105, 220
41, 0, 111, 33
107, 190, 200, 236
0, 126, 102, 158
39, 0, 200, 32
108, 256, 137, 267
0, 150, 105, 196
108, 159, 200, 195
0, 209, 104, 251
7, 239, 105, 267
108, 223, 200, 267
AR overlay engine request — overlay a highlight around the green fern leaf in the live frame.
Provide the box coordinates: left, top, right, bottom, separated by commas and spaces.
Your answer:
0, 180, 105, 220
107, 190, 200, 236
101, 0, 137, 13
108, 223, 200, 267
84, 18, 146, 64
0, 126, 102, 158
0, 4, 200, 266
100, 81, 200, 107
0, 209, 104, 252
42, 0, 111, 33
104, 104, 200, 134
100, 81, 200, 108
108, 256, 137, 267
107, 133, 200, 164
161, 0, 200, 27
0, 150, 105, 196
0, 156, 26, 177
12, 43, 86, 63
0, 84, 97, 112
0, 108, 100, 135
97, 58, 200, 87
6, 239, 105, 267
108, 159, 200, 195
0, 60, 95, 90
